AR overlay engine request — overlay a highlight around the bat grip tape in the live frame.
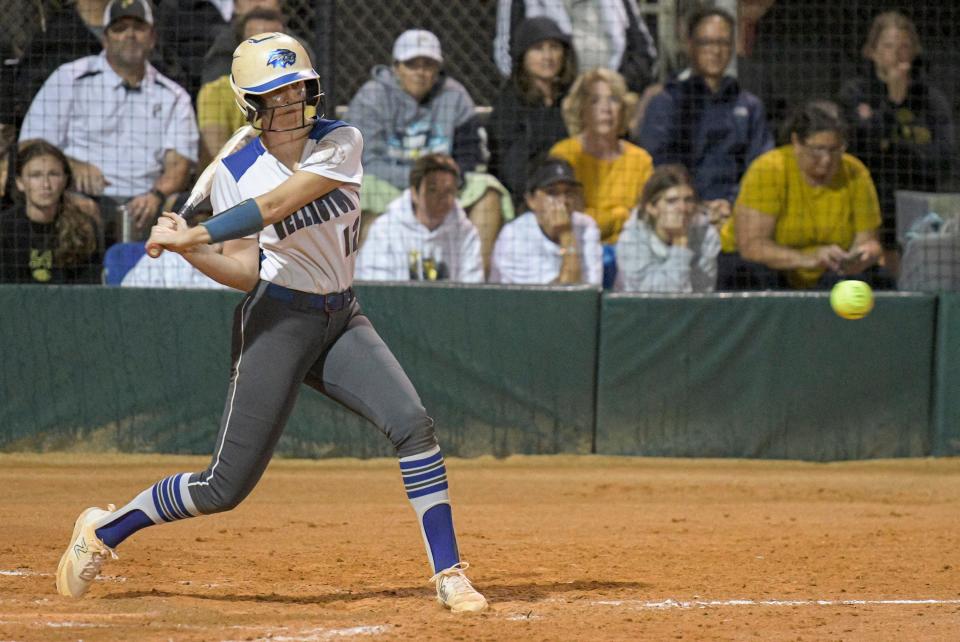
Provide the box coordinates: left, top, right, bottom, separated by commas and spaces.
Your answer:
200, 199, 265, 243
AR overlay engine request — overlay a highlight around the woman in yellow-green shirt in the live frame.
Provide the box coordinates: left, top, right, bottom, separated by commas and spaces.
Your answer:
718, 100, 893, 290
549, 68, 653, 287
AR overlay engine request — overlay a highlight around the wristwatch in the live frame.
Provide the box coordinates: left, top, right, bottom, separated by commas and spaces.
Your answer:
150, 187, 167, 202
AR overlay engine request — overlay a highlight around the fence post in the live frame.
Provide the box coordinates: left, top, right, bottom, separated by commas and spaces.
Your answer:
315, 0, 337, 113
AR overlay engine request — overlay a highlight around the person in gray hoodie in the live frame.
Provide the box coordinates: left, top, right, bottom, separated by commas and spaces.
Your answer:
347, 29, 511, 273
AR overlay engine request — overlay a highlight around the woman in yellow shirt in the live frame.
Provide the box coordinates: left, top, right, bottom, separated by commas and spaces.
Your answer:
718, 100, 893, 290
549, 68, 653, 287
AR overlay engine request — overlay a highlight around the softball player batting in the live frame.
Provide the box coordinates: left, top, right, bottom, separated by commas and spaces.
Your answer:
55, 33, 487, 613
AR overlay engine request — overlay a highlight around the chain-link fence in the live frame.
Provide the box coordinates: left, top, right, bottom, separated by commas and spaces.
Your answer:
1, 1, 960, 292
330, 0, 499, 109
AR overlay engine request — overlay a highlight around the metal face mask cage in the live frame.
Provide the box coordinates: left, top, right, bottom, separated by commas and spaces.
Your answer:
243, 78, 325, 132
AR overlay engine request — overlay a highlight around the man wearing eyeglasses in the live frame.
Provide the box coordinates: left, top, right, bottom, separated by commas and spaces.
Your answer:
636, 7, 772, 230
19, 0, 197, 247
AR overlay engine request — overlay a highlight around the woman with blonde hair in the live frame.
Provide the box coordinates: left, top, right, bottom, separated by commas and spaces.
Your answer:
549, 67, 653, 286
0, 139, 100, 283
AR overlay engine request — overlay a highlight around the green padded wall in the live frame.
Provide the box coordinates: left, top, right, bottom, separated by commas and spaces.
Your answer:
0, 284, 600, 458
332, 283, 600, 457
0, 286, 239, 453
933, 293, 960, 455
595, 293, 936, 461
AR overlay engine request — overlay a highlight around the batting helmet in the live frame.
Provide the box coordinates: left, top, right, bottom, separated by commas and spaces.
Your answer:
230, 32, 324, 131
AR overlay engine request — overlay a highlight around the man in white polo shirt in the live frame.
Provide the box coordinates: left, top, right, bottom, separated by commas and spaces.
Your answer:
490, 157, 603, 285
19, 0, 197, 245
356, 153, 483, 283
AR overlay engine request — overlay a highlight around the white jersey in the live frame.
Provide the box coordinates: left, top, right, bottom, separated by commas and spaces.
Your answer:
210, 120, 364, 294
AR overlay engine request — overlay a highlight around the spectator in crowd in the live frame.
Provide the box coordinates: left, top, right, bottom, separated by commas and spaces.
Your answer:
120, 245, 231, 288
0, 0, 40, 133
356, 154, 483, 283
494, 0, 658, 94
196, 8, 285, 166
717, 100, 891, 291
347, 29, 511, 272
490, 157, 602, 285
549, 67, 653, 286
838, 11, 955, 262
11, 0, 110, 125
0, 139, 100, 284
636, 6, 773, 230
200, 0, 288, 85
487, 16, 577, 208
615, 164, 719, 293
156, 0, 233, 98
19, 0, 198, 247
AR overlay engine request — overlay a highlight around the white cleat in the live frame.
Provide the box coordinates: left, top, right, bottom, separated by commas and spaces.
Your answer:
431, 562, 488, 613
55, 505, 118, 598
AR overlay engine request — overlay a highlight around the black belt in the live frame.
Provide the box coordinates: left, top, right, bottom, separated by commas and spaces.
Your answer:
265, 282, 354, 312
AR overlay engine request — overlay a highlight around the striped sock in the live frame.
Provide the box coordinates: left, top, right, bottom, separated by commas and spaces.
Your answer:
399, 446, 460, 574
93, 473, 199, 549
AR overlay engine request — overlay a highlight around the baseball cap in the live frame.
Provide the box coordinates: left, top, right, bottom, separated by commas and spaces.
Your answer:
103, 0, 155, 28
526, 158, 581, 193
392, 29, 443, 64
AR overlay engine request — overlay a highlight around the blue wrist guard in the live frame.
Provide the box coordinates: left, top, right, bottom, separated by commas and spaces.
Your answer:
201, 198, 264, 243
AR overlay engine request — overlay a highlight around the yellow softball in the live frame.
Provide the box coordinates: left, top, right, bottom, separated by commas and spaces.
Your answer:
830, 280, 874, 320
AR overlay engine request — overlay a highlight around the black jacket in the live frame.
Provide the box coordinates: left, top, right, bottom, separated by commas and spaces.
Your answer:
486, 82, 568, 205
838, 66, 956, 213
0, 205, 100, 284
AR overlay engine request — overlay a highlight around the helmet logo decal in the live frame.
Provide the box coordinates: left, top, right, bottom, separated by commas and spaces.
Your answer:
247, 35, 278, 44
267, 49, 297, 69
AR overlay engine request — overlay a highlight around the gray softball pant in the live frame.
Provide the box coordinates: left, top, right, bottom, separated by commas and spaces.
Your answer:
186, 280, 437, 515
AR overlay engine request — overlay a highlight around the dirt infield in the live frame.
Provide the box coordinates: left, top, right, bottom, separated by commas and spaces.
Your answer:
1, 454, 959, 641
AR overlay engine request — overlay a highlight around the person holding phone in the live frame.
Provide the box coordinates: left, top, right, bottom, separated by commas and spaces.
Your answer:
717, 100, 893, 291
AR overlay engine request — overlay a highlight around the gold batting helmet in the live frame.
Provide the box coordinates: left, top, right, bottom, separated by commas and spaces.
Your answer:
230, 33, 324, 131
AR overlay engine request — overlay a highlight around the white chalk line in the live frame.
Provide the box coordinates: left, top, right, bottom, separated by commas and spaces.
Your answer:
592, 598, 960, 610
219, 624, 389, 642
0, 570, 47, 577
0, 569, 126, 583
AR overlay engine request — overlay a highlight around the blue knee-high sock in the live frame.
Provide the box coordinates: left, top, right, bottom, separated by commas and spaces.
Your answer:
399, 446, 460, 574
92, 473, 200, 549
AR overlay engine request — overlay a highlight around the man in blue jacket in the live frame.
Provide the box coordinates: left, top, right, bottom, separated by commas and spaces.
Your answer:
636, 7, 772, 227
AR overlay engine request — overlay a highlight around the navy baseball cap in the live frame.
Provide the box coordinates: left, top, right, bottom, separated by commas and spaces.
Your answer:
526, 158, 581, 194
103, 0, 155, 28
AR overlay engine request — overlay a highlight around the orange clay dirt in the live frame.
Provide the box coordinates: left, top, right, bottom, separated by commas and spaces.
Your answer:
1, 453, 959, 641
